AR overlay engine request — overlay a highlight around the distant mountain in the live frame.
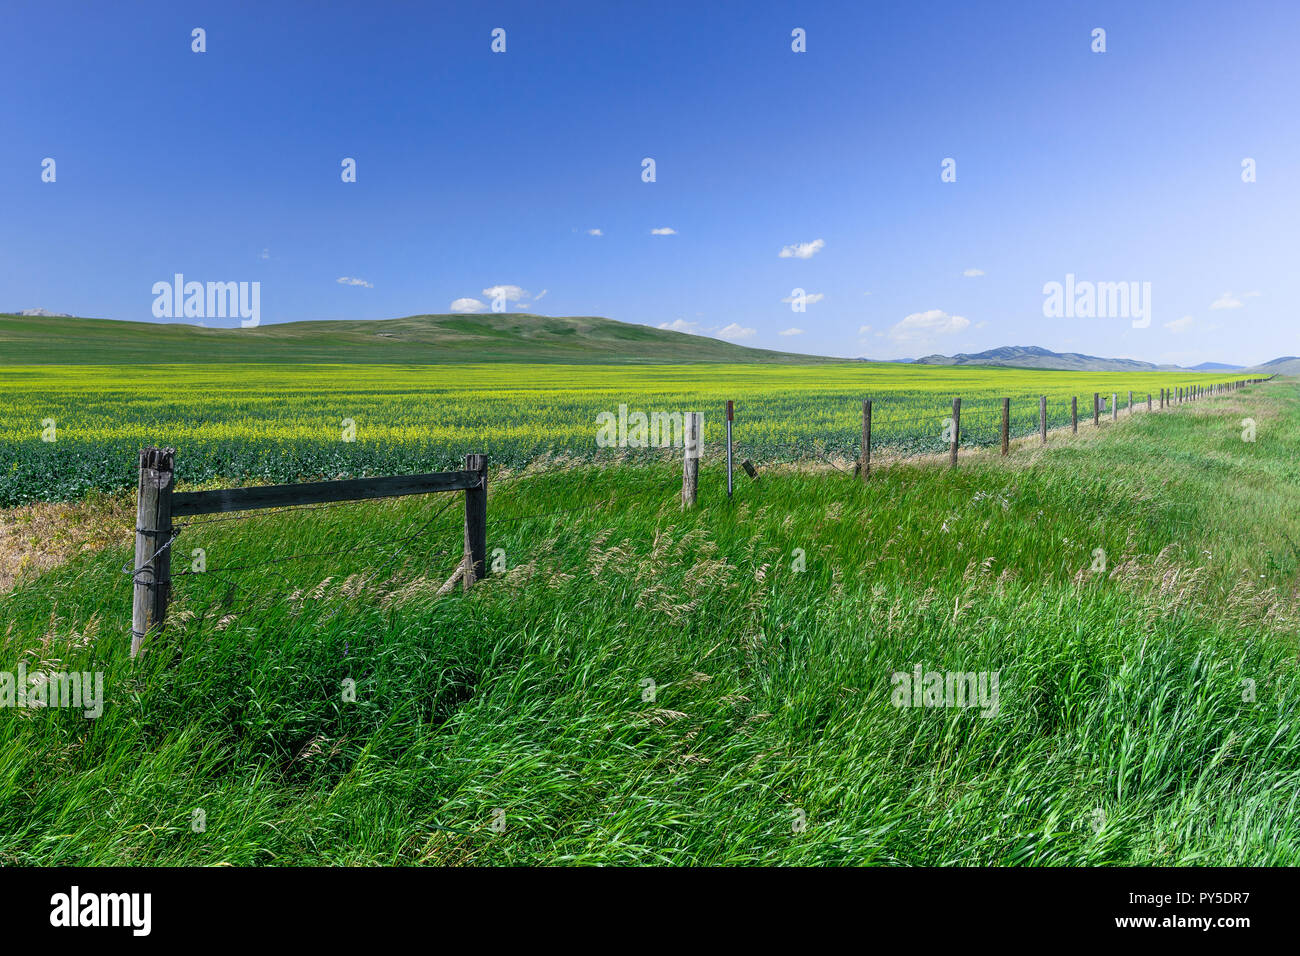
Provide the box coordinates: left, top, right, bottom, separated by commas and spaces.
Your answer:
0, 312, 843, 366
908, 345, 1285, 373
11, 308, 73, 317
911, 345, 1178, 372
1248, 356, 1300, 376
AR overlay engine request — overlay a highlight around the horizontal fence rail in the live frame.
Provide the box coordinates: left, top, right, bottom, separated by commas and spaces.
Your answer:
171, 469, 481, 517
128, 447, 488, 658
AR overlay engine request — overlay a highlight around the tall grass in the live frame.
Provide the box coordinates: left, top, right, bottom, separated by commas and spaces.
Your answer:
1, 383, 1297, 864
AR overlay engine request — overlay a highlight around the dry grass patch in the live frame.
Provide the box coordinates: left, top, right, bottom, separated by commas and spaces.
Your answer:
0, 494, 132, 594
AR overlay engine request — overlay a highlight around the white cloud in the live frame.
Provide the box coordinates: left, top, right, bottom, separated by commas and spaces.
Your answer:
857, 324, 873, 336
962, 268, 984, 277
974, 320, 988, 329
780, 292, 825, 305
450, 297, 486, 313
533, 289, 548, 301
1164, 315, 1195, 333
482, 284, 528, 303
1209, 292, 1243, 310
658, 318, 701, 333
887, 309, 970, 343
337, 276, 373, 288
778, 238, 825, 259
587, 228, 603, 236
778, 327, 805, 336
1244, 290, 1262, 297
651, 227, 677, 235
716, 323, 756, 341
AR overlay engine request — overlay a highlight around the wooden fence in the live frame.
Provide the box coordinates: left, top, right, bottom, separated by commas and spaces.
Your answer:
129, 447, 488, 657
129, 377, 1269, 652
681, 376, 1271, 503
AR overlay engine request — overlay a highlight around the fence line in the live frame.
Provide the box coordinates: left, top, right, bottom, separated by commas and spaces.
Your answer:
701, 375, 1271, 494
121, 376, 1272, 650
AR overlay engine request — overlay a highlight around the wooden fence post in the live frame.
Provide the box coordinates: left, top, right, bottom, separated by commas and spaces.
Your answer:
1111, 393, 1118, 422
463, 453, 488, 587
131, 447, 176, 658
726, 400, 734, 499
949, 398, 961, 468
1071, 396, 1078, 434
1147, 392, 1152, 412
1001, 397, 1010, 455
1128, 390, 1133, 414
860, 400, 872, 480
1039, 395, 1047, 444
1093, 393, 1100, 427
682, 411, 701, 507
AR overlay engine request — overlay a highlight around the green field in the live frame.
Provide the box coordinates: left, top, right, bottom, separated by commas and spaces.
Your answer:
0, 362, 1249, 506
1, 378, 1296, 864
0, 313, 832, 366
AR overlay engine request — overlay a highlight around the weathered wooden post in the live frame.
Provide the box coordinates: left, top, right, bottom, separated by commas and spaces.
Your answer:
1111, 393, 1118, 422
1071, 396, 1078, 434
1128, 390, 1133, 414
1001, 397, 1010, 455
949, 397, 960, 468
860, 400, 872, 480
725, 400, 734, 499
682, 411, 701, 507
463, 453, 488, 588
131, 447, 176, 658
1093, 392, 1100, 426
1039, 395, 1047, 444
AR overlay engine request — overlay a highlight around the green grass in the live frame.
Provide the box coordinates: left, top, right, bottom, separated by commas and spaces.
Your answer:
0, 313, 835, 365
1, 380, 1296, 865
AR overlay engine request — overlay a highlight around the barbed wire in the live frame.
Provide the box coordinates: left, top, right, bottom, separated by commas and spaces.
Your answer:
115, 381, 1268, 640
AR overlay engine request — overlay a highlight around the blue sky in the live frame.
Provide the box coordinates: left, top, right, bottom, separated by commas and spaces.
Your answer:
2, 0, 1297, 365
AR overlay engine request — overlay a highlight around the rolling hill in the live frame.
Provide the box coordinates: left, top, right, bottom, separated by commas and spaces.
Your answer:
1248, 356, 1300, 376
2, 313, 1290, 372
912, 345, 1295, 375
0, 313, 840, 366
911, 345, 1179, 372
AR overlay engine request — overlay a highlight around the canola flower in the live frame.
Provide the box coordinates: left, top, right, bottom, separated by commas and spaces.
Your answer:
0, 363, 1248, 505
